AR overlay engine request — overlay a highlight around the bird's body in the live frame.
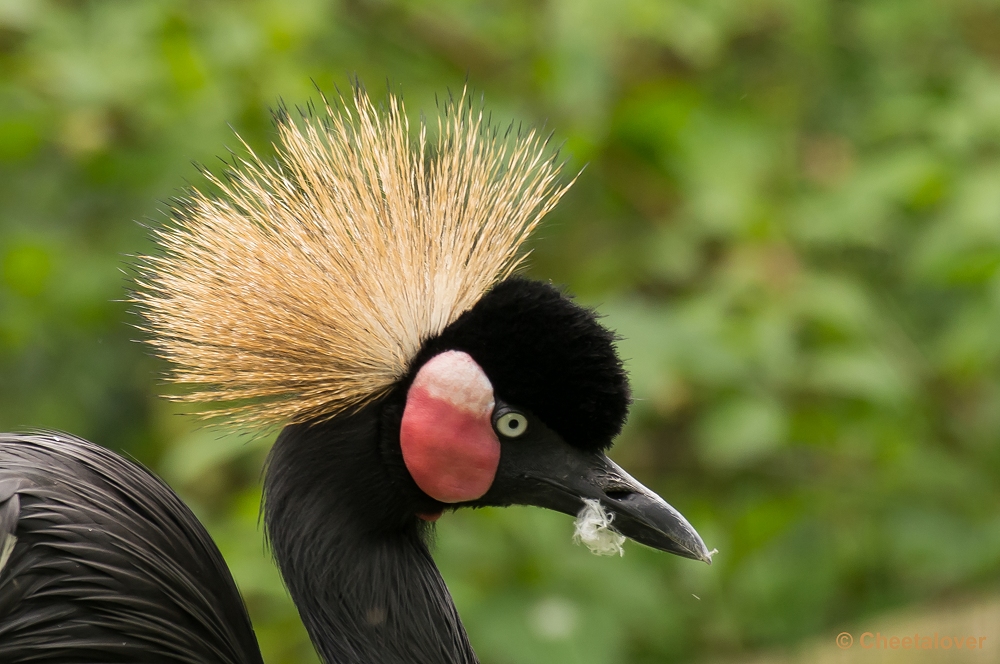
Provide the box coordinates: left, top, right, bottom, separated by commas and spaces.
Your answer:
0, 88, 712, 663
0, 432, 262, 664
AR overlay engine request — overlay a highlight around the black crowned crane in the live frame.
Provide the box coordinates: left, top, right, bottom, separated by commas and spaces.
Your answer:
0, 89, 714, 664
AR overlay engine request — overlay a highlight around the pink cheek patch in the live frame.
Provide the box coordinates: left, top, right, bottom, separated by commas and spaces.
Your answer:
400, 350, 500, 504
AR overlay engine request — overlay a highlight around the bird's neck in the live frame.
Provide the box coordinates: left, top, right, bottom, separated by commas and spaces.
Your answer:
263, 403, 477, 664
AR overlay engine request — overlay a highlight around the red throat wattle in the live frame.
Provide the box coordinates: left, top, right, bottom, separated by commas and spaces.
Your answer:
400, 351, 500, 506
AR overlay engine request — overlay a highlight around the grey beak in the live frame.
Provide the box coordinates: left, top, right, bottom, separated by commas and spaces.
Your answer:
476, 419, 714, 563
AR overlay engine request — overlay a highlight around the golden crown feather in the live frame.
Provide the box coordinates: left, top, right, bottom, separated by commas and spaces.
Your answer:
134, 88, 572, 427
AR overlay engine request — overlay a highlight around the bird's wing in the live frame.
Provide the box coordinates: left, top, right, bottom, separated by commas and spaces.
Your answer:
0, 431, 264, 664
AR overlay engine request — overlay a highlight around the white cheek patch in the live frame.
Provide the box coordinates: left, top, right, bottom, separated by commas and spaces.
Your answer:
573, 499, 626, 556
412, 350, 494, 416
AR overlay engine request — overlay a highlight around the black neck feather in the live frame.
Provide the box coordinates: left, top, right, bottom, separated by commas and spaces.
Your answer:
262, 400, 477, 664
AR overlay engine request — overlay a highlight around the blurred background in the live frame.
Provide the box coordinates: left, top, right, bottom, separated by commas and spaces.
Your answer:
2, 0, 1000, 662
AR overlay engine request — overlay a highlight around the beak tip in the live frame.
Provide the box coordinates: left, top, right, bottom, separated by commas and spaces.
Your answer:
700, 547, 718, 565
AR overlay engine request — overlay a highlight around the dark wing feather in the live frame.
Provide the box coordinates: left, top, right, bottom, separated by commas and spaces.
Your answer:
0, 431, 264, 664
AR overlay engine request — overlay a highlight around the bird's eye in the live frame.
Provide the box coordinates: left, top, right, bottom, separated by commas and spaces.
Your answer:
494, 411, 528, 438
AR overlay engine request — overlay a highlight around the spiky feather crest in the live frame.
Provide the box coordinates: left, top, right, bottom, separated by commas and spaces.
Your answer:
135, 88, 571, 427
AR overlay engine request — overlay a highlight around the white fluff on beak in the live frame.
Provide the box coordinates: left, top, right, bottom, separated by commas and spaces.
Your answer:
573, 499, 625, 556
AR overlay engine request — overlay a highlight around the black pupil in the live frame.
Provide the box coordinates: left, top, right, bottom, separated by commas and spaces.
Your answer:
508, 418, 519, 430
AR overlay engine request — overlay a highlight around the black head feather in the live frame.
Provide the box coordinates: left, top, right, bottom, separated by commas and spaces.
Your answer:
411, 277, 631, 451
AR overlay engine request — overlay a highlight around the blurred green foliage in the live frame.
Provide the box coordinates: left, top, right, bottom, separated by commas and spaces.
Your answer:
3, 0, 1000, 662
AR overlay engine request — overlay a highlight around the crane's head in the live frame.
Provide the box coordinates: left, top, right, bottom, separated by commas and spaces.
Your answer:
397, 277, 711, 562
135, 87, 711, 563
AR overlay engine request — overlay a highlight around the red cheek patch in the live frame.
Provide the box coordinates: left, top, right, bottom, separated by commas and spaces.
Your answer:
400, 351, 499, 503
